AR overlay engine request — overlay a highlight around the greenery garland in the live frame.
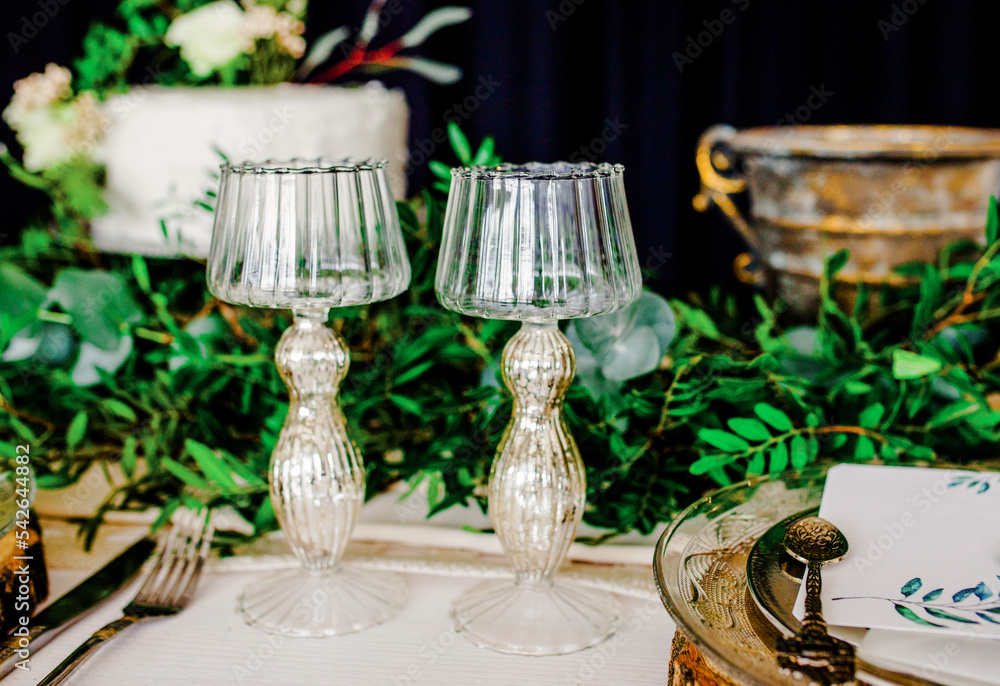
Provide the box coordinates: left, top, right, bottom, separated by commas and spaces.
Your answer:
1, 126, 999, 548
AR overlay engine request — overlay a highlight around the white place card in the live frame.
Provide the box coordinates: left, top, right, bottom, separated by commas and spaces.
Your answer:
794, 464, 1000, 641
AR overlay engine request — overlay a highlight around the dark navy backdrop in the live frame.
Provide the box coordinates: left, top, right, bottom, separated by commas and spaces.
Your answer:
3, 0, 999, 296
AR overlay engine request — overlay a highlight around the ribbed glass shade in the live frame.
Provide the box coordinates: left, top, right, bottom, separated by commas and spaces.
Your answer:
207, 158, 410, 309
435, 162, 641, 320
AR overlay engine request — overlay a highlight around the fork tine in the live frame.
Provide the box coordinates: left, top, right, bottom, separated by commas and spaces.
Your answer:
146, 508, 196, 605
36, 507, 213, 686
154, 508, 211, 607
147, 508, 209, 607
133, 507, 195, 606
174, 511, 214, 607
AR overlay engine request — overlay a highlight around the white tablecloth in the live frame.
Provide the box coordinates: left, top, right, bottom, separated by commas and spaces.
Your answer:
5, 523, 677, 686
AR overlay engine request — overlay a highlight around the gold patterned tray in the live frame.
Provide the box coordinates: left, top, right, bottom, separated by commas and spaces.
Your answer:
654, 468, 960, 686
654, 469, 824, 686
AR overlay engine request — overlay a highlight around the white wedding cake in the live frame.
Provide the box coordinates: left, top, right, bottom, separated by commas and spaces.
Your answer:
91, 82, 409, 257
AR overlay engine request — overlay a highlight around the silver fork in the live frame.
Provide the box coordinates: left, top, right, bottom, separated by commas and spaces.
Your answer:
38, 507, 214, 686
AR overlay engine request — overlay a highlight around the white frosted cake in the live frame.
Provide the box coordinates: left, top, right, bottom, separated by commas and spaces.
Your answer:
91, 82, 409, 257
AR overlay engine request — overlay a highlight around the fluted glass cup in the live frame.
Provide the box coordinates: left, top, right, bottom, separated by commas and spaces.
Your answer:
436, 162, 642, 655
208, 158, 410, 637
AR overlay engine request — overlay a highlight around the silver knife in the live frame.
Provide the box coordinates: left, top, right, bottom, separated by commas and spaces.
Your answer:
0, 536, 156, 676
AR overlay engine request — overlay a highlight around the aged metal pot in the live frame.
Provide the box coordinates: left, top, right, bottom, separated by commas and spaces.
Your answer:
694, 125, 1000, 314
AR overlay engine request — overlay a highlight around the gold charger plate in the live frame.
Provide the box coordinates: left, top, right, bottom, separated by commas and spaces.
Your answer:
653, 467, 946, 686
654, 468, 825, 686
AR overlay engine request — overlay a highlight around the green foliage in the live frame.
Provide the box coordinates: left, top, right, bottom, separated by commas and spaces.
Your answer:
892, 576, 1000, 628
72, 0, 305, 94
0, 149, 106, 237
2, 131, 1000, 547
50, 270, 143, 350
430, 123, 502, 193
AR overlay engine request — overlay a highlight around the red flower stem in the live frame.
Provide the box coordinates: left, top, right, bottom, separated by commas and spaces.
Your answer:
309, 39, 404, 84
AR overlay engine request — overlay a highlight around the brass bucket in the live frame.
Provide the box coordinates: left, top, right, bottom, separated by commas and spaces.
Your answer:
694, 125, 1000, 314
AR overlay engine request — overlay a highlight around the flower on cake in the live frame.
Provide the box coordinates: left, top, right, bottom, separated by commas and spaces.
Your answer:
3, 63, 71, 116
165, 0, 307, 78
244, 1, 307, 58
165, 1, 252, 77
2, 64, 105, 171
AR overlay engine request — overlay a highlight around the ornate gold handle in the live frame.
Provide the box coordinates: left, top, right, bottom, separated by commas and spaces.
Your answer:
693, 125, 765, 287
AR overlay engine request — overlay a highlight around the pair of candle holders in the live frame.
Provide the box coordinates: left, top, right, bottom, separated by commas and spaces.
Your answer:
206, 158, 641, 656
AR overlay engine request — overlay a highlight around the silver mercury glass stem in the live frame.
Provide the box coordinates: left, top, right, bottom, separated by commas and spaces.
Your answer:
491, 321, 585, 585
270, 308, 363, 570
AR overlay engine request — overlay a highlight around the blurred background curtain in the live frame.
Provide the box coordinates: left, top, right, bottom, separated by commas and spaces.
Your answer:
3, 0, 999, 296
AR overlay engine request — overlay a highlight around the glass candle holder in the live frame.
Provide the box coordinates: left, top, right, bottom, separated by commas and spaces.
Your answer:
207, 158, 410, 637
435, 162, 642, 655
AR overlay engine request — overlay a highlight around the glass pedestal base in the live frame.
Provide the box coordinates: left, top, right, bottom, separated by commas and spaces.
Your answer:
237, 566, 406, 637
451, 578, 622, 656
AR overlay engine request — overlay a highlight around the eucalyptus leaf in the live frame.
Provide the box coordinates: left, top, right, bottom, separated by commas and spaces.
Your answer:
785, 327, 819, 356
600, 326, 660, 381
0, 264, 47, 317
50, 270, 142, 351
71, 335, 133, 387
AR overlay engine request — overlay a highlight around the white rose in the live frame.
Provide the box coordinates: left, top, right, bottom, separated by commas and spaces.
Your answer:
13, 105, 76, 171
165, 1, 251, 77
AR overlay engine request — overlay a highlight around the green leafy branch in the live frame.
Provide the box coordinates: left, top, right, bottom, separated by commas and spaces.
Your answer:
2, 128, 1000, 546
429, 123, 502, 194
836, 576, 1000, 628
